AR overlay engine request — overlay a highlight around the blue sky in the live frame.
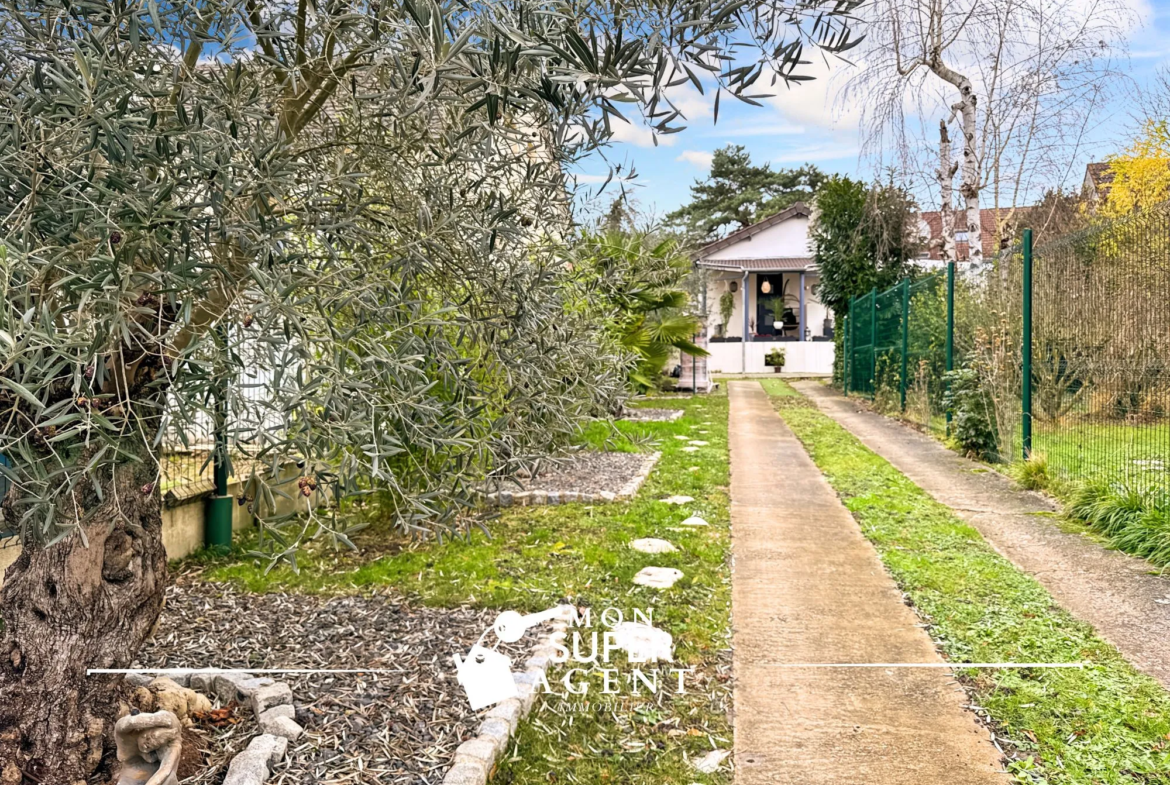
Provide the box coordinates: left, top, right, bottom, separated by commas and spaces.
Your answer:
573, 0, 1170, 222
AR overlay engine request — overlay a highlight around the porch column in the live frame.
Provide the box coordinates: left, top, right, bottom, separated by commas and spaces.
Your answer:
741, 270, 749, 373
798, 271, 807, 341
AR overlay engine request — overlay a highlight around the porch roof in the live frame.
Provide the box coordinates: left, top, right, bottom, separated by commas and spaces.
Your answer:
698, 257, 816, 273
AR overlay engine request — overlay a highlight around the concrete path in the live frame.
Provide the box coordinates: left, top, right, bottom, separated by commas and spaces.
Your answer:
794, 380, 1170, 691
728, 381, 1003, 785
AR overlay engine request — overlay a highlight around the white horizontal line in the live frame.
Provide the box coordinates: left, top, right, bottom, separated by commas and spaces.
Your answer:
766, 663, 1085, 668
87, 668, 401, 675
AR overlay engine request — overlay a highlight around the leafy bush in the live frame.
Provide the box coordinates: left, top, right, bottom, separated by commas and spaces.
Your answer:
765, 348, 786, 368
719, 290, 736, 336
942, 367, 1000, 460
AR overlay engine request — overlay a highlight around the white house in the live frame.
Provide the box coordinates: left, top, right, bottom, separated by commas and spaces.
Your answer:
697, 203, 835, 375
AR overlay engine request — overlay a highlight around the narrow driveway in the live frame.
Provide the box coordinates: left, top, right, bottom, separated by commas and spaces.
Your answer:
795, 380, 1170, 690
729, 381, 1004, 785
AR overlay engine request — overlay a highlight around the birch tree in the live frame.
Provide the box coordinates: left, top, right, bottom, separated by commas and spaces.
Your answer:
846, 0, 1133, 264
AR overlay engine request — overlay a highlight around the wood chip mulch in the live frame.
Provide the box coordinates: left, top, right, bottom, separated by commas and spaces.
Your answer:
137, 581, 541, 784
495, 451, 649, 496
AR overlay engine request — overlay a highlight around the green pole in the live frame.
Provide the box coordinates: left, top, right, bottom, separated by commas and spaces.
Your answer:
945, 261, 955, 436
205, 332, 233, 551
869, 287, 877, 394
899, 278, 910, 412
1021, 229, 1034, 459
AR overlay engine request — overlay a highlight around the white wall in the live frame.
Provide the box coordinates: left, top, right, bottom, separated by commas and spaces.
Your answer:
705, 216, 811, 260
707, 340, 834, 375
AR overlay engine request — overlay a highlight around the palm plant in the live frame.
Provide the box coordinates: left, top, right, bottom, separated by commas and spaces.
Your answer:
577, 232, 708, 391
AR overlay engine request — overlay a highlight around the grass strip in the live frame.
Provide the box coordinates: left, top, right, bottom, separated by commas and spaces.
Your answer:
200, 391, 734, 785
764, 379, 1170, 785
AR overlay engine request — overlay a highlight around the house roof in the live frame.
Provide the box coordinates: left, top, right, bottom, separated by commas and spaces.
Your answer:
699, 257, 816, 272
1084, 162, 1115, 198
918, 206, 1031, 261
696, 202, 812, 259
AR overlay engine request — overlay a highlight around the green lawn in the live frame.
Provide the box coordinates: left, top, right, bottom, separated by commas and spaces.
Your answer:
765, 379, 1170, 785
195, 391, 735, 785
1034, 420, 1170, 496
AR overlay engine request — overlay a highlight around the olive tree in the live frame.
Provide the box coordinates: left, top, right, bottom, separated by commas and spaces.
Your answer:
0, 0, 861, 780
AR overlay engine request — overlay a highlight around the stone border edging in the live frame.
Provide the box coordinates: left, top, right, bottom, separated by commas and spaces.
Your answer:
442, 618, 570, 785
483, 452, 660, 508
129, 671, 304, 785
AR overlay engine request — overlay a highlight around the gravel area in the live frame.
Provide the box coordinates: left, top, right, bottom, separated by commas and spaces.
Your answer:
137, 581, 543, 784
496, 451, 651, 496
620, 407, 684, 422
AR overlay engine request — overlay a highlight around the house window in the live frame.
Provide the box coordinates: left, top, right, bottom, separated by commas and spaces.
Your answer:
955, 231, 969, 242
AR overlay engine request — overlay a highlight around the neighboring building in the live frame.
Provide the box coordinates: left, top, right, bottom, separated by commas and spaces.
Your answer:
916, 207, 1029, 264
696, 203, 835, 375
1082, 162, 1115, 203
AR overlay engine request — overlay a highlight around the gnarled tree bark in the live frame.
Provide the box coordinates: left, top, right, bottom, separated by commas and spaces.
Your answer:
0, 453, 167, 785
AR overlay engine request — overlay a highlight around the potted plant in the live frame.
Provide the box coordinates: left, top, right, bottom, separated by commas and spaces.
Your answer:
718, 290, 735, 338
765, 347, 786, 373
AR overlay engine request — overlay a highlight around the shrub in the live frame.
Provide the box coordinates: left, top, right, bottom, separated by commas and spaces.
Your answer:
1066, 481, 1170, 566
942, 367, 1000, 461
1012, 453, 1051, 491
765, 348, 786, 368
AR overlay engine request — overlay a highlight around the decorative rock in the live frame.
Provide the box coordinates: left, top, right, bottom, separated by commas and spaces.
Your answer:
688, 466, 700, 472
247, 734, 289, 767
599, 490, 616, 501
547, 491, 560, 505
221, 749, 272, 785
251, 682, 293, 716
691, 749, 730, 774
688, 440, 709, 446
261, 703, 296, 721
609, 621, 674, 662
513, 678, 538, 713
454, 737, 499, 772
680, 515, 709, 526
674, 435, 690, 440
258, 712, 303, 741
524, 654, 550, 671
114, 710, 182, 785
630, 538, 677, 554
189, 672, 214, 694
443, 762, 488, 785
660, 495, 694, 505
530, 490, 547, 505
498, 491, 513, 507
124, 672, 153, 689
681, 446, 700, 452
478, 718, 512, 755
214, 672, 275, 703
632, 566, 684, 589
485, 698, 523, 733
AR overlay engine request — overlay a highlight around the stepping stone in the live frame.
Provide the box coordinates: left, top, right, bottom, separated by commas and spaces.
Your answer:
630, 538, 677, 554
633, 567, 684, 589
674, 435, 691, 440
688, 440, 709, 446
688, 466, 700, 472
609, 622, 674, 662
660, 495, 694, 505
691, 749, 730, 773
680, 515, 709, 526
681, 446, 700, 453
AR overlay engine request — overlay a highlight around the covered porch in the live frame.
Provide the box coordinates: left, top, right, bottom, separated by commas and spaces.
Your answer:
700, 260, 834, 374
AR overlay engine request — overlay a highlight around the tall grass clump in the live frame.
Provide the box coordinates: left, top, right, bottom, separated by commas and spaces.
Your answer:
1067, 481, 1170, 566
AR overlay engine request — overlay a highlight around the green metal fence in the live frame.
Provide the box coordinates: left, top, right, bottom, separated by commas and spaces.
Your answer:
842, 206, 1170, 504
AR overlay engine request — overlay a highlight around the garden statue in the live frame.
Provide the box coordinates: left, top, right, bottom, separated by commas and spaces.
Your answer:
114, 710, 182, 785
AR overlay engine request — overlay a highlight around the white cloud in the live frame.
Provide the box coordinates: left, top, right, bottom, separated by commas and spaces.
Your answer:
676, 150, 715, 170
766, 58, 860, 132
773, 144, 860, 164
610, 119, 677, 148
703, 122, 806, 138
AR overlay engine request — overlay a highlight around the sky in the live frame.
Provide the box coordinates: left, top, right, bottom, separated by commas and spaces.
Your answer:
572, 0, 1170, 223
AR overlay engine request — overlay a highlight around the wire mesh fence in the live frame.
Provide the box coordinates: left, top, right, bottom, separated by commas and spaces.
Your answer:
843, 204, 1170, 505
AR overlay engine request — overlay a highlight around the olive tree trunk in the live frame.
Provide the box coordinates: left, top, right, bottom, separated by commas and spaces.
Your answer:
0, 456, 167, 785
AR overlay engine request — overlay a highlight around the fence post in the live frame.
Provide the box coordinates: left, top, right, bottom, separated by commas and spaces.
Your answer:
899, 278, 910, 412
869, 287, 877, 391
1021, 229, 1034, 459
945, 261, 955, 435
205, 331, 233, 551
